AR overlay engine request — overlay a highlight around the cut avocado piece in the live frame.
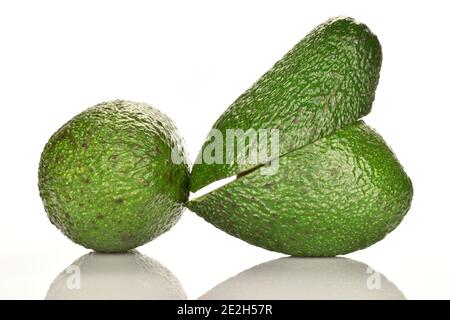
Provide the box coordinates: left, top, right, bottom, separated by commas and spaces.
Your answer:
188, 121, 413, 256
190, 16, 382, 192
38, 100, 189, 252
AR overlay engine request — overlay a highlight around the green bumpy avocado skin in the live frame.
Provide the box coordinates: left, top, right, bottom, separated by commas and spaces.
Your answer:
38, 100, 189, 252
188, 121, 413, 256
190, 16, 382, 192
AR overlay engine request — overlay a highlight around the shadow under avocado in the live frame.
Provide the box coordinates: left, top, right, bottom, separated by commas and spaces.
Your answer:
46, 250, 187, 300
200, 257, 405, 300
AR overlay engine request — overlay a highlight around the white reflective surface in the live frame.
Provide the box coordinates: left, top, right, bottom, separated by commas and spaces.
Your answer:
46, 251, 187, 300
1, 0, 450, 300
200, 257, 405, 300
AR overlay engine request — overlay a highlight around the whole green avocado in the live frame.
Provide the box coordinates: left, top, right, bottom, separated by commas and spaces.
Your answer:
187, 17, 413, 256
38, 100, 189, 252
188, 121, 413, 256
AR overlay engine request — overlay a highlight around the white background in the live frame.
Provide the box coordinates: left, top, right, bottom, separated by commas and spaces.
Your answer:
0, 0, 449, 299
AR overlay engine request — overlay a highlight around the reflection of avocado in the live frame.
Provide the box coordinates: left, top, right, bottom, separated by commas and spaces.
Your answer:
188, 121, 413, 256
188, 17, 413, 256
38, 100, 189, 252
46, 251, 187, 300
190, 17, 383, 192
200, 257, 405, 300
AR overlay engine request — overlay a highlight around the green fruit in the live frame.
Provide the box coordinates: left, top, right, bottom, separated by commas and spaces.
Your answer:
188, 121, 413, 256
190, 16, 382, 192
38, 100, 189, 252
188, 17, 411, 256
